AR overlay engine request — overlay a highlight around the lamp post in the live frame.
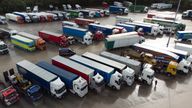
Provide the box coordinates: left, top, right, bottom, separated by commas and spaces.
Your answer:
134, 0, 137, 12
166, 0, 182, 47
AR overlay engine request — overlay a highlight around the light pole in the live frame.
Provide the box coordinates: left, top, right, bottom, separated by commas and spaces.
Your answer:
134, 0, 137, 12
166, 0, 182, 47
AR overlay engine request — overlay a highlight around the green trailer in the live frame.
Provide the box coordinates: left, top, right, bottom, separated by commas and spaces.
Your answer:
143, 18, 186, 32
66, 10, 84, 18
11, 35, 36, 51
128, 5, 148, 13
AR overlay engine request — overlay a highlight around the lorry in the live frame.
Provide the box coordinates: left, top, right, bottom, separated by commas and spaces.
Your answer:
78, 9, 96, 18
70, 54, 134, 87
151, 3, 172, 10
88, 23, 120, 38
16, 60, 66, 98
52, 55, 105, 92
5, 13, 24, 24
46, 11, 65, 20
128, 5, 148, 13
0, 41, 9, 55
38, 30, 68, 47
11, 35, 36, 52
85, 8, 110, 17
18, 32, 46, 50
3, 70, 42, 102
62, 21, 79, 28
13, 12, 31, 23
105, 25, 127, 33
100, 51, 155, 85
74, 18, 99, 27
133, 43, 191, 75
176, 31, 192, 41
66, 10, 84, 18
143, 18, 186, 33
49, 11, 70, 20
0, 16, 7, 24
115, 16, 133, 24
62, 26, 93, 45
0, 81, 19, 106
182, 10, 192, 19
109, 6, 129, 15
116, 23, 135, 32
26, 13, 39, 23
0, 28, 17, 39
27, 12, 46, 22
36, 61, 88, 97
124, 21, 160, 36
104, 32, 145, 49
175, 43, 192, 54
38, 12, 53, 22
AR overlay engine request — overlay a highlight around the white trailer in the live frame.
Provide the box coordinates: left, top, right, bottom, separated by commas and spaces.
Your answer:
5, 13, 23, 23
156, 3, 172, 10
175, 43, 192, 54
104, 32, 145, 49
100, 51, 155, 85
116, 16, 133, 24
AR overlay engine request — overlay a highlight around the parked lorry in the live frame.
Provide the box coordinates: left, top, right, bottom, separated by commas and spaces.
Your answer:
100, 51, 155, 85
175, 43, 192, 54
133, 43, 191, 75
13, 12, 31, 23
176, 31, 192, 41
66, 10, 84, 18
104, 32, 145, 49
128, 5, 148, 13
85, 8, 110, 17
151, 3, 172, 10
124, 21, 160, 36
109, 6, 129, 15
74, 18, 99, 27
62, 21, 79, 28
38, 30, 68, 47
62, 26, 93, 45
182, 10, 192, 19
5, 13, 24, 24
27, 13, 46, 22
52, 55, 105, 92
26, 13, 39, 23
16, 60, 66, 98
3, 70, 42, 102
41, 12, 58, 21
88, 23, 120, 38
143, 18, 186, 33
116, 23, 135, 32
0, 81, 19, 106
0, 41, 9, 55
18, 32, 46, 50
0, 28, 17, 39
50, 11, 70, 20
0, 16, 7, 24
70, 54, 135, 87
78, 9, 95, 18
105, 25, 127, 33
47, 11, 65, 20
11, 35, 36, 52
115, 16, 133, 24
36, 61, 88, 97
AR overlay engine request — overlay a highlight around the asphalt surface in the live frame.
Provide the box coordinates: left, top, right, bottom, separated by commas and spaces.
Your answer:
0, 11, 192, 108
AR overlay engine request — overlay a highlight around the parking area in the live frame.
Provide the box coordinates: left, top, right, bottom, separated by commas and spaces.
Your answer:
0, 12, 192, 108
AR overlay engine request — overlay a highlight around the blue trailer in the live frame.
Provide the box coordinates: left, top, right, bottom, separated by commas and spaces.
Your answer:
36, 61, 88, 97
62, 26, 92, 45
13, 12, 31, 23
109, 6, 129, 15
69, 55, 122, 90
116, 23, 135, 32
176, 31, 192, 40
16, 60, 66, 98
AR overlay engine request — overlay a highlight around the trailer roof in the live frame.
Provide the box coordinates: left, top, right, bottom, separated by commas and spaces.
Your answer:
89, 23, 114, 29
106, 32, 139, 41
116, 23, 135, 28
17, 60, 57, 82
125, 22, 152, 27
37, 61, 78, 80
176, 43, 192, 48
63, 26, 87, 32
147, 18, 181, 24
18, 32, 40, 40
177, 31, 192, 33
75, 18, 95, 22
134, 43, 179, 60
40, 30, 63, 37
82, 52, 126, 71
52, 55, 94, 75
100, 51, 141, 66
11, 35, 33, 43
70, 55, 114, 73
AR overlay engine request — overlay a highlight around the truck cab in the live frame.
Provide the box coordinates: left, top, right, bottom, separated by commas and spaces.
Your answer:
72, 77, 88, 97
122, 67, 135, 86
177, 59, 191, 74
90, 73, 105, 93
0, 41, 9, 55
50, 77, 66, 98
141, 64, 154, 85
182, 10, 192, 19
83, 31, 93, 45
109, 71, 123, 90
0, 16, 7, 24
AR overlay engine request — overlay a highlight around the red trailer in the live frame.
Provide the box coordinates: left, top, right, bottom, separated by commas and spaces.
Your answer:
74, 18, 99, 27
52, 55, 94, 84
38, 30, 68, 47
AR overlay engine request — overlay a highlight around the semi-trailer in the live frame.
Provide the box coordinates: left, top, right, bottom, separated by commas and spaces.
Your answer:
70, 55, 134, 87
16, 60, 66, 98
176, 31, 192, 41
52, 55, 105, 92
0, 41, 9, 55
66, 10, 84, 18
85, 8, 110, 17
78, 9, 96, 18
5, 13, 24, 24
115, 16, 133, 24
38, 30, 68, 47
62, 26, 93, 45
13, 12, 31, 23
116, 23, 135, 32
100, 51, 155, 85
18, 32, 46, 50
36, 61, 88, 97
109, 6, 129, 15
74, 18, 99, 27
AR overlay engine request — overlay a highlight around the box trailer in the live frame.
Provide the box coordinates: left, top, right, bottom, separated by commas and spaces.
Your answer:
5, 13, 24, 24
66, 10, 84, 18
85, 8, 110, 17
37, 61, 88, 97
176, 31, 192, 40
109, 6, 128, 15
13, 12, 31, 23
52, 55, 104, 93
175, 43, 192, 54
104, 32, 145, 49
115, 16, 133, 24
116, 23, 135, 32
18, 32, 46, 50
16, 60, 66, 98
